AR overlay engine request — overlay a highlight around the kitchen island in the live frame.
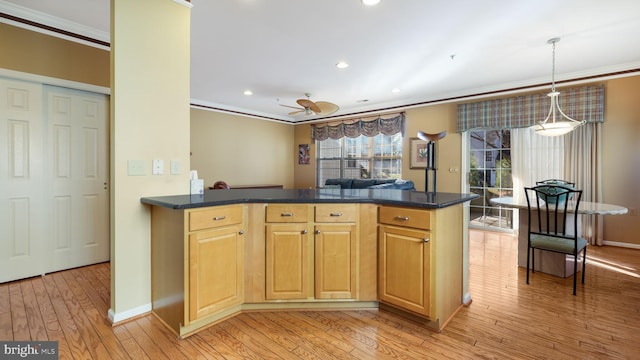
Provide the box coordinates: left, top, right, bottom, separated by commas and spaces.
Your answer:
142, 188, 478, 338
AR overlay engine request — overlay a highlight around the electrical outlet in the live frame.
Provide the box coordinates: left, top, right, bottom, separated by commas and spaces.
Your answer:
152, 159, 164, 175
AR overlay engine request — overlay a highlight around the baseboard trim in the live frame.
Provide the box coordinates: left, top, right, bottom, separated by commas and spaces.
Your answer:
602, 241, 640, 250
108, 303, 152, 325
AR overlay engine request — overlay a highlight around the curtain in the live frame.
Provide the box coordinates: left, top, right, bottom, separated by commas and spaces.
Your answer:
457, 85, 605, 132
311, 112, 405, 140
565, 123, 604, 245
511, 127, 564, 205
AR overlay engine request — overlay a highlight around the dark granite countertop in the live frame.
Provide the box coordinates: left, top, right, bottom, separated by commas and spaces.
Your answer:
140, 189, 479, 210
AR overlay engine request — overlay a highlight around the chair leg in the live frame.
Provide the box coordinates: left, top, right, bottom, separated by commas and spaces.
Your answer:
526, 246, 530, 284
581, 247, 587, 284
531, 248, 535, 273
572, 253, 578, 296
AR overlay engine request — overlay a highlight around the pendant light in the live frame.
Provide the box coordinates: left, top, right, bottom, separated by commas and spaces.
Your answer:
533, 38, 586, 136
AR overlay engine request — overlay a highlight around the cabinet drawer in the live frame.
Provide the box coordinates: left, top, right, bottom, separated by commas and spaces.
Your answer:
315, 204, 357, 223
265, 204, 309, 223
379, 206, 431, 230
189, 205, 243, 231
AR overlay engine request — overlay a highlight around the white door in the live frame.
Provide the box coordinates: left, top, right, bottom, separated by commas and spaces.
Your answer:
0, 79, 109, 283
46, 86, 109, 273
0, 78, 46, 282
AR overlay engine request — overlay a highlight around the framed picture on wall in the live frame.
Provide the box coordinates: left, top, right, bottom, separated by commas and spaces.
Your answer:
298, 144, 310, 165
409, 137, 429, 169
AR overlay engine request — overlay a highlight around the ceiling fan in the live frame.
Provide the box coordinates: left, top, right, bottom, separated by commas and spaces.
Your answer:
280, 93, 339, 116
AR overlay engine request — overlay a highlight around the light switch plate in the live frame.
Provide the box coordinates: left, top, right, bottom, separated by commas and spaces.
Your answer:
170, 160, 181, 175
152, 159, 164, 175
127, 160, 146, 176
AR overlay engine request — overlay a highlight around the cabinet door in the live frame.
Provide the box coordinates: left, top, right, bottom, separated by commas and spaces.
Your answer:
314, 224, 356, 299
378, 225, 431, 317
189, 225, 244, 321
265, 224, 310, 300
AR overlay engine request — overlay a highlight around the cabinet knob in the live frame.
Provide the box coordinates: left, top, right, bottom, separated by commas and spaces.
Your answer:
315, 230, 321, 234
238, 230, 244, 235
281, 213, 293, 217
213, 216, 226, 221
301, 230, 308, 234
423, 238, 430, 243
329, 213, 342, 217
395, 216, 410, 221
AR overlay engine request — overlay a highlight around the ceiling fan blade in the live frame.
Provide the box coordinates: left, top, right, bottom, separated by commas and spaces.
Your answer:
297, 99, 321, 113
280, 104, 304, 110
288, 110, 304, 115
315, 101, 339, 115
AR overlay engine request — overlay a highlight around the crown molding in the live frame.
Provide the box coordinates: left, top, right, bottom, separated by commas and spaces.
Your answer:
0, 0, 109, 48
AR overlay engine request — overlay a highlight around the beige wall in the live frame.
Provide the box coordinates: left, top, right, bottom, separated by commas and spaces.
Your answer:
0, 22, 109, 87
601, 76, 640, 246
110, 0, 191, 319
190, 109, 294, 188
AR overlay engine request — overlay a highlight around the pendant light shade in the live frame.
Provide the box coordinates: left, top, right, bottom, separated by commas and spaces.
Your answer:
532, 38, 586, 137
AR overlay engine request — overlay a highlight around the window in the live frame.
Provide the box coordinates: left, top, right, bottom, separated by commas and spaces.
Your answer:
469, 130, 513, 230
316, 133, 403, 186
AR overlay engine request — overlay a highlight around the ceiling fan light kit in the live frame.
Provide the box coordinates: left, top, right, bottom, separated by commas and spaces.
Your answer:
532, 37, 586, 137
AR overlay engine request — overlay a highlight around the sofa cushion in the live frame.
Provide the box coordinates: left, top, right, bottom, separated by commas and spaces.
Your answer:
392, 179, 415, 190
374, 179, 397, 185
368, 183, 395, 189
352, 179, 377, 189
325, 178, 353, 189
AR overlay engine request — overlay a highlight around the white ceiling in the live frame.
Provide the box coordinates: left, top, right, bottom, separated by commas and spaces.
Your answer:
2, 0, 640, 123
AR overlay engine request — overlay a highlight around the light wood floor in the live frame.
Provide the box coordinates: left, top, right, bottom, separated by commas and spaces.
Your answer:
2, 229, 639, 359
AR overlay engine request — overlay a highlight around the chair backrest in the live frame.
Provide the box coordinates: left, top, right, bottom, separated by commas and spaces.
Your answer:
524, 185, 582, 238
535, 179, 576, 187
212, 181, 230, 189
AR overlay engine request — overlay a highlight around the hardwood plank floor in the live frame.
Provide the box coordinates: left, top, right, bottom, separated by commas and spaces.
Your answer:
1, 229, 639, 359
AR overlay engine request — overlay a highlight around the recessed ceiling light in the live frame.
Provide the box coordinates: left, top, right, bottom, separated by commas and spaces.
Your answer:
362, 0, 380, 6
392, 88, 401, 93
336, 61, 349, 69
243, 90, 253, 95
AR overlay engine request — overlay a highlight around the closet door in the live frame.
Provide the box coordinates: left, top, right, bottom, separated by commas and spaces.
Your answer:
47, 87, 109, 273
0, 78, 46, 282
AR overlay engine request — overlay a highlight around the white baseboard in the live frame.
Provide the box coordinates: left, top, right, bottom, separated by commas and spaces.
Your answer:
602, 240, 640, 249
108, 303, 152, 324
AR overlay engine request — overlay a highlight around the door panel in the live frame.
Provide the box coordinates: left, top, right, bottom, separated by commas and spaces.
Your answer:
0, 79, 45, 282
47, 87, 109, 272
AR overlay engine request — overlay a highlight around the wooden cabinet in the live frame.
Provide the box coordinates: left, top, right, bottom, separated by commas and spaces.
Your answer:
264, 204, 358, 300
377, 205, 463, 329
189, 224, 244, 320
378, 224, 431, 316
265, 205, 311, 300
378, 206, 432, 317
265, 223, 310, 299
314, 204, 357, 299
150, 204, 245, 337
150, 199, 464, 337
188, 205, 244, 321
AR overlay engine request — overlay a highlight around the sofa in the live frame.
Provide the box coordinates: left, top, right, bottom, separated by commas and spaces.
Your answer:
324, 178, 415, 190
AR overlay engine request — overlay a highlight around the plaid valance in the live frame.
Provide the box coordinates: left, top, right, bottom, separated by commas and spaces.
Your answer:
456, 85, 604, 132
311, 113, 405, 140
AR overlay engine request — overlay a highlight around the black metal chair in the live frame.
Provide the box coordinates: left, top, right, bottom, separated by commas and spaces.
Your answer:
524, 184, 586, 295
536, 179, 576, 187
